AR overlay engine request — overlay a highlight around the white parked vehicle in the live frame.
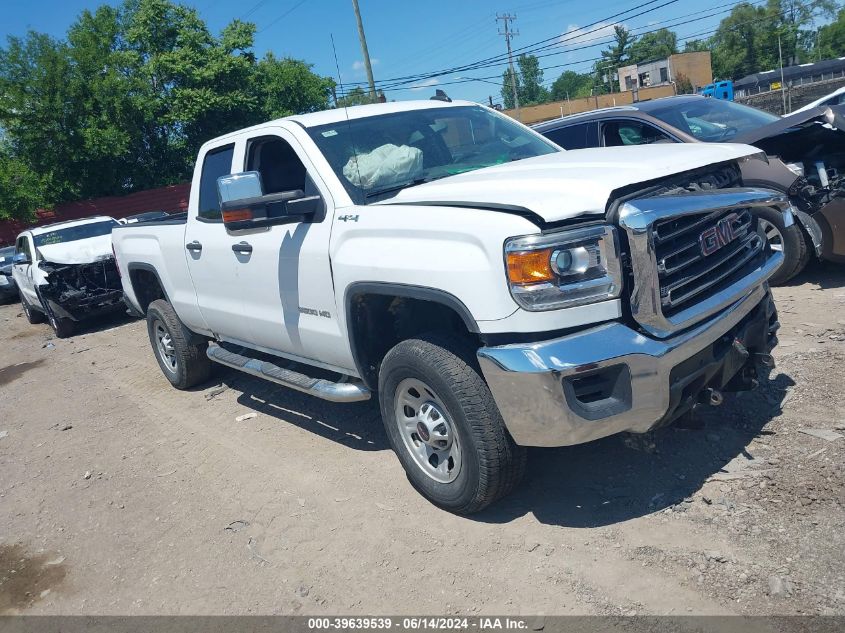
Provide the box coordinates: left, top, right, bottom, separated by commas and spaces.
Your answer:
12, 216, 124, 337
112, 100, 790, 513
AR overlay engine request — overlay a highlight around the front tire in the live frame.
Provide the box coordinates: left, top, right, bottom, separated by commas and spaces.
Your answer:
758, 207, 806, 285
378, 334, 526, 514
146, 299, 211, 389
21, 296, 46, 324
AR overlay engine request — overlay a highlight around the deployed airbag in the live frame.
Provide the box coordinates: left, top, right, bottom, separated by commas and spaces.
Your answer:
343, 144, 423, 190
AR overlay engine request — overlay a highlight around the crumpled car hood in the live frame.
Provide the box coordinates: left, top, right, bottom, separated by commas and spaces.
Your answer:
383, 143, 760, 223
733, 104, 845, 145
36, 234, 114, 265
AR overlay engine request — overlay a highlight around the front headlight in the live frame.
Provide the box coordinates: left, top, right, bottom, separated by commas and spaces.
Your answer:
785, 162, 805, 177
504, 225, 623, 311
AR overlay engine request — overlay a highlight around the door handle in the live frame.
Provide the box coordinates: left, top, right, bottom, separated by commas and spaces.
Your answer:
232, 242, 253, 255
186, 241, 203, 252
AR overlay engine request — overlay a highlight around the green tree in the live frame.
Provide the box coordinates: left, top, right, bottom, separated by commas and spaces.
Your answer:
0, 146, 51, 221
629, 28, 678, 64
500, 54, 548, 107
335, 86, 380, 107
684, 39, 711, 53
674, 73, 694, 94
257, 54, 334, 118
764, 0, 836, 67
710, 2, 771, 80
596, 26, 634, 93
517, 54, 549, 105
817, 8, 845, 58
500, 66, 522, 109
0, 0, 334, 221
550, 70, 591, 101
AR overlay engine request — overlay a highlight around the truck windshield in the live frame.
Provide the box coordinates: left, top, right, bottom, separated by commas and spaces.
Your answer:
645, 99, 780, 142
307, 105, 558, 203
33, 220, 119, 247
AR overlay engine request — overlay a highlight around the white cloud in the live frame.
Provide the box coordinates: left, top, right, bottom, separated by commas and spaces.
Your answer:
351, 58, 380, 72
410, 78, 439, 91
561, 22, 620, 46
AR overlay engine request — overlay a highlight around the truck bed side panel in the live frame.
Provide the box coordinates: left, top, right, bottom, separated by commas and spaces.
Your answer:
112, 221, 208, 333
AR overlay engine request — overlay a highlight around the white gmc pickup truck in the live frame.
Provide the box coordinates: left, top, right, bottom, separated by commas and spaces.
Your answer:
112, 99, 790, 513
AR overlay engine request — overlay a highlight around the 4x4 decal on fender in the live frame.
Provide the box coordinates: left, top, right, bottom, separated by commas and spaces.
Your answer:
338, 214, 360, 222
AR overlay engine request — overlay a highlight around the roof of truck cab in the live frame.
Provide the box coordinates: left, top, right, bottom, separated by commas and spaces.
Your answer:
287, 99, 479, 127
28, 216, 117, 236
203, 100, 488, 146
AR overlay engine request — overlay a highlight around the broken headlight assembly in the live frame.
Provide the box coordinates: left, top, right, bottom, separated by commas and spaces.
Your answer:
505, 225, 623, 311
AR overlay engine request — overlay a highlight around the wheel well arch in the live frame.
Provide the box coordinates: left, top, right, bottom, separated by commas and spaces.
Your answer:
344, 283, 481, 390
127, 263, 168, 314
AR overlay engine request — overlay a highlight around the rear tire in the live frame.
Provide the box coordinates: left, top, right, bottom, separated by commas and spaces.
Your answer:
758, 207, 805, 285
21, 296, 46, 324
146, 299, 211, 389
790, 229, 813, 279
378, 333, 527, 514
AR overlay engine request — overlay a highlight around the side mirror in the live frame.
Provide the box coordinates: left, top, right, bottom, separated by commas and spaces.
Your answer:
12, 252, 30, 265
217, 171, 322, 231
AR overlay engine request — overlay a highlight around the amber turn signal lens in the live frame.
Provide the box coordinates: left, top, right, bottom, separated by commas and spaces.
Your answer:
507, 248, 555, 285
222, 208, 253, 222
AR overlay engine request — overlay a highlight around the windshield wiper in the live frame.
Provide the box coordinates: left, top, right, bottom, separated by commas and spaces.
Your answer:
364, 177, 428, 199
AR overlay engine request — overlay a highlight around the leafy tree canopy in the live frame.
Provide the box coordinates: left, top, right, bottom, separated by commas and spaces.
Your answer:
0, 0, 334, 220
500, 53, 549, 108
550, 70, 592, 101
629, 28, 678, 64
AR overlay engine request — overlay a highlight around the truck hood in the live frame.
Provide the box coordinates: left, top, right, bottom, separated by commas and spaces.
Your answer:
36, 234, 114, 265
384, 143, 759, 223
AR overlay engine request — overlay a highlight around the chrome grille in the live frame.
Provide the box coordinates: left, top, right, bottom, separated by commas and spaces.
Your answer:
618, 188, 788, 339
653, 208, 764, 316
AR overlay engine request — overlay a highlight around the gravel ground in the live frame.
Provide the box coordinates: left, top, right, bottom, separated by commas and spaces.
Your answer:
0, 261, 843, 616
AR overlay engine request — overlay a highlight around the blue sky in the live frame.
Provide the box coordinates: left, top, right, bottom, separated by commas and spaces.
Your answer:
0, 0, 821, 104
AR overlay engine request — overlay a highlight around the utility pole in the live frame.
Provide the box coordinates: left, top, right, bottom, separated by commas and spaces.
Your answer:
497, 13, 520, 121
778, 32, 787, 115
351, 0, 377, 101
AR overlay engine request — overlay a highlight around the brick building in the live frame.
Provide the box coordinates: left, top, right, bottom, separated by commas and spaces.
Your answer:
617, 51, 713, 94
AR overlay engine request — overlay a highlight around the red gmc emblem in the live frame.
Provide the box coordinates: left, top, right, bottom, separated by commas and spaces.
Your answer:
699, 213, 741, 256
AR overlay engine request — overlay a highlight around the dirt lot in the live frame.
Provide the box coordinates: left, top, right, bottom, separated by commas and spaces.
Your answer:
1, 262, 843, 617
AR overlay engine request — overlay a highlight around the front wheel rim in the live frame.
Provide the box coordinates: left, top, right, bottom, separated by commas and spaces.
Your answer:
153, 320, 178, 373
760, 218, 784, 253
393, 377, 462, 484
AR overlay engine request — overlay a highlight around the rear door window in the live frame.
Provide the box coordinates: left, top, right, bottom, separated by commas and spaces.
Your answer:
542, 123, 592, 150
602, 120, 672, 146
198, 144, 235, 220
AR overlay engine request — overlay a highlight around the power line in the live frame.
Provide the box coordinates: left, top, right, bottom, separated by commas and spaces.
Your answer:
257, 0, 312, 34
337, 3, 838, 98
348, 0, 784, 94
240, 0, 273, 20
338, 0, 680, 90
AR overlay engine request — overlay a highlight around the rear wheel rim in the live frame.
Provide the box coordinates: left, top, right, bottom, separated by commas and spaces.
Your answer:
393, 377, 462, 484
153, 320, 177, 373
760, 218, 784, 252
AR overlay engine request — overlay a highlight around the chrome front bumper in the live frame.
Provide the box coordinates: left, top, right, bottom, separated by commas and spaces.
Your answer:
477, 280, 779, 447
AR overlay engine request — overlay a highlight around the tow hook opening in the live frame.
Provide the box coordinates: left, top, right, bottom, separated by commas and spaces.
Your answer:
698, 387, 724, 407
754, 353, 775, 369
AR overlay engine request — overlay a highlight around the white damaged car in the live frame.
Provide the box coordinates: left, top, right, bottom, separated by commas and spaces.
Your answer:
12, 216, 125, 337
